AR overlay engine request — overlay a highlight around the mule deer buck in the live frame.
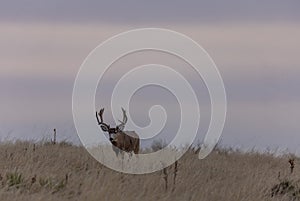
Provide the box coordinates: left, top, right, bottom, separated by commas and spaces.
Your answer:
96, 108, 140, 156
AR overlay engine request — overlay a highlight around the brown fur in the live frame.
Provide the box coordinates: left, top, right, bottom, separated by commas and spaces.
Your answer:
112, 131, 140, 154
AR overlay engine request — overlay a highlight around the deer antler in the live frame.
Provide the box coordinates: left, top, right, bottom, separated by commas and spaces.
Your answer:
117, 107, 127, 131
96, 108, 109, 128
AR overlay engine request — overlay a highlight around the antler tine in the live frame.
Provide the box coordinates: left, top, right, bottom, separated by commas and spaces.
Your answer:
96, 111, 101, 125
117, 107, 128, 126
99, 108, 105, 123
96, 108, 108, 126
122, 107, 127, 124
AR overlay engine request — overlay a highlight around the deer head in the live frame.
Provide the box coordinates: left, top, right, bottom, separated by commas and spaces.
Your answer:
96, 108, 128, 142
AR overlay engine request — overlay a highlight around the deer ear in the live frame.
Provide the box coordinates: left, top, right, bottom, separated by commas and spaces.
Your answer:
100, 124, 109, 132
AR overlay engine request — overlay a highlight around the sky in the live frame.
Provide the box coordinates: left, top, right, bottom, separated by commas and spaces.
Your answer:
0, 1, 300, 153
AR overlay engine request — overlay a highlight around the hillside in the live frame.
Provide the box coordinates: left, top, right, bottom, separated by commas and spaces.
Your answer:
0, 141, 299, 201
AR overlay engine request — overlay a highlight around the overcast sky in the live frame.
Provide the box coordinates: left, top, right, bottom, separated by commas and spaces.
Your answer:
0, 0, 299, 24
0, 1, 299, 153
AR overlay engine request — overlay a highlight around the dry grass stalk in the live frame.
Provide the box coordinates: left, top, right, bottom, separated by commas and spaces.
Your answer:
51, 129, 57, 145
163, 167, 168, 191
172, 160, 178, 192
65, 174, 68, 184
288, 158, 295, 174
31, 175, 36, 185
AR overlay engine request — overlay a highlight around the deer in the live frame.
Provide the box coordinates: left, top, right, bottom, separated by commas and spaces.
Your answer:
96, 108, 140, 157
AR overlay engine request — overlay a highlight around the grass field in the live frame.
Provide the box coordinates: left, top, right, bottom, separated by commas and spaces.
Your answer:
0, 141, 299, 201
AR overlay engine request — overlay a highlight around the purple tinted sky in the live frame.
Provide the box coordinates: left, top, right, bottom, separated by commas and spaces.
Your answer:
0, 0, 299, 23
0, 1, 300, 153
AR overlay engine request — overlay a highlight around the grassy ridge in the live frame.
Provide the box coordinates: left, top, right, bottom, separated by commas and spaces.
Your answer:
0, 141, 298, 201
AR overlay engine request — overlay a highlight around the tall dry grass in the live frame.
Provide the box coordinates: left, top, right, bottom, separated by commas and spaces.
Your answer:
0, 140, 299, 201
